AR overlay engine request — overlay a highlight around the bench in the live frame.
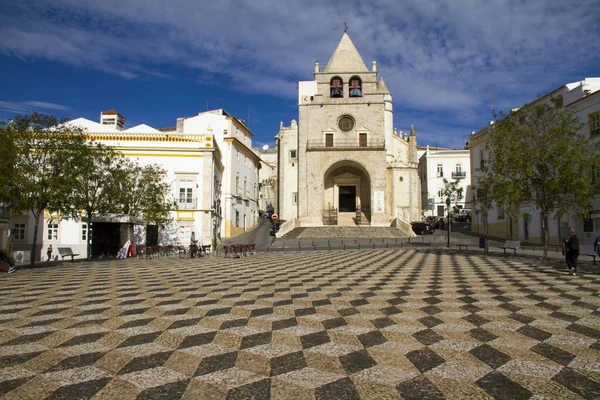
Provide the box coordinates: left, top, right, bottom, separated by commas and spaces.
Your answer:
581, 245, 597, 265
454, 241, 470, 251
57, 247, 80, 261
500, 240, 521, 255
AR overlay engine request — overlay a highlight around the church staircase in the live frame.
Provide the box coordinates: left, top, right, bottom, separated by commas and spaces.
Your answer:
280, 226, 407, 239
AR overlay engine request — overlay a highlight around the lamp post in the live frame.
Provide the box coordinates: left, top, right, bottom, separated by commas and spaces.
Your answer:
446, 197, 451, 248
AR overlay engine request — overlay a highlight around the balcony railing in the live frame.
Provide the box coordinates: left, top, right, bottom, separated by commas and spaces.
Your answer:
177, 198, 197, 210
452, 171, 467, 179
307, 139, 385, 150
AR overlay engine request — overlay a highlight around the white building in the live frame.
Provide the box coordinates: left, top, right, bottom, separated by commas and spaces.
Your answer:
255, 145, 277, 214
419, 147, 471, 218
9, 108, 260, 263
469, 78, 600, 245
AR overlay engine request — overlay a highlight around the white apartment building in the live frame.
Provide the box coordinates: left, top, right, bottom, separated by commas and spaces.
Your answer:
9, 108, 259, 263
255, 145, 277, 214
469, 78, 600, 245
418, 147, 471, 219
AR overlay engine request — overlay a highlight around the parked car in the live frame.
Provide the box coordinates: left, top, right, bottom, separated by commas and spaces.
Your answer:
457, 209, 472, 222
411, 221, 435, 235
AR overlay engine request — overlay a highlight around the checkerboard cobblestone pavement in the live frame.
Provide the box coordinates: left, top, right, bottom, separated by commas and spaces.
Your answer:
1, 249, 600, 399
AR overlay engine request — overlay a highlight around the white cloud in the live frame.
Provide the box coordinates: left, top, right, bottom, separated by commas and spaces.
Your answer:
1, 0, 599, 142
0, 101, 71, 114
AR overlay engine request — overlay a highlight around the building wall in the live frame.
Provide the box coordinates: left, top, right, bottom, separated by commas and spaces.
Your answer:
276, 121, 299, 221
469, 80, 600, 245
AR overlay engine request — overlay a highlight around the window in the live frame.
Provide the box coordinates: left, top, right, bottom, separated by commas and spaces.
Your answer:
359, 133, 367, 147
244, 178, 247, 197
178, 180, 193, 204
456, 164, 462, 172
338, 115, 355, 132
290, 150, 297, 159
236, 210, 240, 227
14, 223, 25, 240
436, 164, 443, 178
81, 223, 88, 241
480, 150, 485, 169
584, 213, 594, 232
349, 76, 362, 97
47, 223, 58, 240
590, 112, 600, 137
498, 206, 505, 220
330, 76, 343, 98
326, 133, 334, 147
223, 129, 228, 135
236, 176, 240, 195
292, 192, 298, 206
236, 150, 240, 161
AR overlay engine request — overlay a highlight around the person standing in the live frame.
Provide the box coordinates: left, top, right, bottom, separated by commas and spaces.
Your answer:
563, 227, 581, 276
190, 232, 199, 258
47, 245, 53, 262
594, 235, 600, 258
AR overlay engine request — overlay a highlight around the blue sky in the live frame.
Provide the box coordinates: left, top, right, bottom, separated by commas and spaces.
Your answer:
1, 0, 599, 149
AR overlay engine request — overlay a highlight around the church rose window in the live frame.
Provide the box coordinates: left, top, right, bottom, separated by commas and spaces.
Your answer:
338, 115, 355, 132
349, 76, 362, 97
330, 77, 343, 98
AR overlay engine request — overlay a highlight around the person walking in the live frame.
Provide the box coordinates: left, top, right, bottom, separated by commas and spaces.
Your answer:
47, 245, 53, 262
563, 227, 581, 276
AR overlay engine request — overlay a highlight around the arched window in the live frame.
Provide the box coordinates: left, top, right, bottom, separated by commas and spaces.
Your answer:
330, 76, 343, 98
349, 76, 362, 97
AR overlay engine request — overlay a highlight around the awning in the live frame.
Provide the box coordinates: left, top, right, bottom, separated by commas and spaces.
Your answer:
92, 213, 147, 225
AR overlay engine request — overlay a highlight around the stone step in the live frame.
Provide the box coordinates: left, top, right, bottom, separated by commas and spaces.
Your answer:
281, 227, 405, 239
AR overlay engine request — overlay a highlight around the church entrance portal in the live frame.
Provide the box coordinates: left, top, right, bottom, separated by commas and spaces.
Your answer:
338, 186, 356, 212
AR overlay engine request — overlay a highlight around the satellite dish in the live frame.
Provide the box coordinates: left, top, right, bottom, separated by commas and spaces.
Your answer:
262, 144, 269, 151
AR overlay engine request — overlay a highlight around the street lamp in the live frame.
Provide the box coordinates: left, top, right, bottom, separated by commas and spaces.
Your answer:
446, 197, 451, 248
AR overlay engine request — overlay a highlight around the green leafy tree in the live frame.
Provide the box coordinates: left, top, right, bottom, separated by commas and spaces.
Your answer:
440, 178, 463, 247
0, 113, 88, 266
60, 142, 126, 258
479, 96, 600, 261
113, 160, 177, 223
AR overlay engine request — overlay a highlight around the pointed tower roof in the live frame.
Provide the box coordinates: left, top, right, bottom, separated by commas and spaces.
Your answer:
324, 33, 369, 73
378, 77, 390, 94
409, 124, 416, 137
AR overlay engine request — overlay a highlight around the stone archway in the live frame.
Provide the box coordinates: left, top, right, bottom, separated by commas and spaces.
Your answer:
323, 160, 371, 224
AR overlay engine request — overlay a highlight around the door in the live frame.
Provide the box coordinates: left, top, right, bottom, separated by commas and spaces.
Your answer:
437, 205, 445, 217
339, 186, 356, 212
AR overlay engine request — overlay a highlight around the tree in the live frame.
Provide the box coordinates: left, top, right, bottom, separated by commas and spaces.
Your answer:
113, 160, 176, 223
61, 142, 126, 258
479, 96, 600, 261
440, 178, 463, 247
0, 113, 88, 266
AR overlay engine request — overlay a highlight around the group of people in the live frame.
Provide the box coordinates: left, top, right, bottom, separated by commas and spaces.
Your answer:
562, 227, 600, 276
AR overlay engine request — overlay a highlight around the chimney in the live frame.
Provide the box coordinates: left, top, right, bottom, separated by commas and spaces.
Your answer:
176, 118, 185, 133
100, 109, 125, 131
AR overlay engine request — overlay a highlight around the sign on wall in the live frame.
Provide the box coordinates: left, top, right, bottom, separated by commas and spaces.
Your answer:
374, 191, 385, 213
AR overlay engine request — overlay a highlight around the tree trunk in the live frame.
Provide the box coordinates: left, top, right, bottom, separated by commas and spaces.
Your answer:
87, 211, 93, 259
541, 211, 548, 262
29, 209, 40, 267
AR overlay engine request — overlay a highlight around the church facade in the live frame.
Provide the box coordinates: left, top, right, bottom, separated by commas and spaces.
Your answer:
276, 33, 421, 226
